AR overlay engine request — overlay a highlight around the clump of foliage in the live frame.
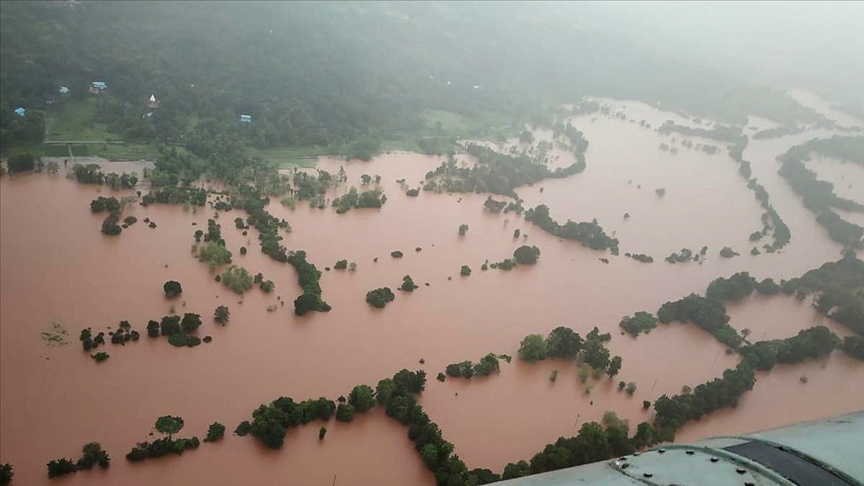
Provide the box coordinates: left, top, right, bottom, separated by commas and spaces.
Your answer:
665, 248, 694, 264
740, 326, 840, 370
46, 442, 111, 478
719, 247, 739, 258
391, 250, 404, 258
657, 294, 743, 348
334, 259, 348, 270
445, 353, 501, 379
214, 305, 230, 325
489, 258, 517, 271
400, 275, 419, 292
619, 311, 657, 337
0, 463, 12, 485
91, 352, 110, 362
625, 253, 654, 263
706, 272, 758, 301
204, 422, 226, 442
220, 265, 253, 294
239, 397, 336, 449
196, 242, 233, 270
126, 415, 200, 462
333, 187, 386, 213
513, 245, 540, 264
79, 328, 106, 351
286, 250, 331, 315
46, 458, 78, 478
652, 362, 756, 440
163, 280, 183, 298
460, 265, 471, 276
525, 205, 618, 253
458, 224, 469, 236
366, 287, 396, 308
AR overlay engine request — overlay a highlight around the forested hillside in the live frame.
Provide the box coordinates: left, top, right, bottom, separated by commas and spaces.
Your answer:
1, 1, 816, 152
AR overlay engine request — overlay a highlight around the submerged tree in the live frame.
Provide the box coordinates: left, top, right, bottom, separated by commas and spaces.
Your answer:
163, 280, 183, 298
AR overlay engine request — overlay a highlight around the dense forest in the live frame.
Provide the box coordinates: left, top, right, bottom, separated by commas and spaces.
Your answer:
1, 1, 820, 152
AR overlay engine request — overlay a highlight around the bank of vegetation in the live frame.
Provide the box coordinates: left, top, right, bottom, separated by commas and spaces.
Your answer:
47, 442, 110, 478
126, 416, 200, 462
778, 136, 864, 248
727, 136, 792, 253
444, 353, 508, 379
524, 205, 619, 254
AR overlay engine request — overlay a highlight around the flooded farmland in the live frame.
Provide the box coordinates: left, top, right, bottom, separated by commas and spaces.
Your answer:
2, 99, 863, 486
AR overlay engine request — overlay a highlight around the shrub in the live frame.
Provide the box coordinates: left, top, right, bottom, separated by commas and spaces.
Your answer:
220, 265, 253, 294
204, 423, 226, 442
163, 280, 183, 298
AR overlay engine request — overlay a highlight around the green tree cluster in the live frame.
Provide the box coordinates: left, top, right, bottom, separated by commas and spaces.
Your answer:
657, 294, 743, 348
220, 265, 253, 294
513, 245, 540, 264
366, 287, 396, 308
204, 422, 226, 442
525, 205, 618, 253
619, 311, 657, 337
401, 275, 419, 292
238, 397, 336, 449
740, 326, 840, 370
445, 353, 501, 379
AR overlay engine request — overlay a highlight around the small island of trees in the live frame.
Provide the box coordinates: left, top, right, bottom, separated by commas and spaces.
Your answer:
525, 205, 619, 254
47, 442, 110, 478
513, 245, 540, 264
366, 287, 396, 308
126, 415, 200, 462
163, 280, 183, 298
444, 353, 504, 379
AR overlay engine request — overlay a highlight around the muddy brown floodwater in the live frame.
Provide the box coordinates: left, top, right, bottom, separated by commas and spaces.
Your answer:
2, 98, 863, 486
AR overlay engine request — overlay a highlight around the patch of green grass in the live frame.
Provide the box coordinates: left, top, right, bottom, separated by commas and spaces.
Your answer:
248, 146, 324, 168
423, 109, 469, 133
90, 143, 161, 160
47, 99, 121, 142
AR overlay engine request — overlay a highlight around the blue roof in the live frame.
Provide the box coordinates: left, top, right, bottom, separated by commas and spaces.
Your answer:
14, 107, 26, 116
59, 86, 70, 94
239, 114, 252, 122
92, 81, 107, 89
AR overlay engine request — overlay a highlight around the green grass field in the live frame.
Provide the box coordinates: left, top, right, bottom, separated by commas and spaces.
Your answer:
47, 99, 121, 142
248, 146, 324, 168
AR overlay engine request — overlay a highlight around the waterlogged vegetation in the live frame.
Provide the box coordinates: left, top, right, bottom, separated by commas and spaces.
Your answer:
444, 353, 503, 379
778, 136, 864, 248
524, 205, 619, 253
3, 3, 864, 485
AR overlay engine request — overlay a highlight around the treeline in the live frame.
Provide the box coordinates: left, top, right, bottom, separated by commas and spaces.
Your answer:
332, 187, 385, 214
778, 137, 864, 248
752, 126, 803, 140
47, 442, 110, 478
424, 145, 584, 198
236, 397, 336, 449
126, 416, 200, 462
784, 253, 864, 338
652, 362, 756, 440
501, 413, 649, 480
286, 251, 330, 316
740, 326, 840, 371
444, 353, 506, 379
657, 121, 743, 143
728, 136, 791, 252
517, 326, 621, 378
657, 294, 743, 348
524, 204, 619, 254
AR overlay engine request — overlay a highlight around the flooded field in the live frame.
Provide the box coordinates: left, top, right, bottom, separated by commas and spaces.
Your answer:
2, 98, 863, 485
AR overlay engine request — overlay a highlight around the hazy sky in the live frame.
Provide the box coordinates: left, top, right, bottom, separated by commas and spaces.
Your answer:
567, 1, 864, 101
